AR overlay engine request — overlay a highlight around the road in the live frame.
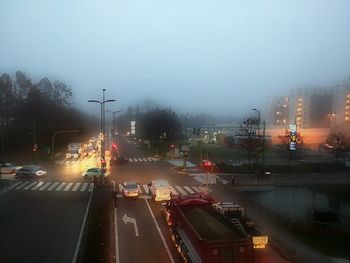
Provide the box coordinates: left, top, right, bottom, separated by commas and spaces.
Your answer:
111, 135, 289, 263
0, 157, 97, 263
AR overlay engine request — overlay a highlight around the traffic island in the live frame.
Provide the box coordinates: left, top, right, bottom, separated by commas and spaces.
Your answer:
77, 183, 113, 263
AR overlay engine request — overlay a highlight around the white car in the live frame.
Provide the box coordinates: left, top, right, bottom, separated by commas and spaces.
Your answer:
82, 167, 107, 179
0, 161, 21, 174
121, 181, 139, 198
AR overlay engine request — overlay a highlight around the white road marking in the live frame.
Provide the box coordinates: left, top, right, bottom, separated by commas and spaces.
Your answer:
15, 181, 30, 190
112, 180, 120, 263
72, 183, 81, 192
184, 186, 194, 194
142, 184, 149, 194
31, 182, 44, 190
56, 182, 66, 191
138, 158, 143, 162
48, 182, 59, 191
137, 185, 142, 193
129, 158, 133, 162
118, 184, 123, 193
134, 158, 138, 162
88, 183, 94, 192
7, 181, 23, 190
143, 158, 148, 162
175, 185, 186, 195
64, 182, 74, 191
192, 186, 202, 193
39, 182, 52, 191
170, 186, 178, 195
80, 182, 88, 192
122, 214, 139, 237
72, 188, 93, 263
23, 181, 37, 190
144, 199, 175, 263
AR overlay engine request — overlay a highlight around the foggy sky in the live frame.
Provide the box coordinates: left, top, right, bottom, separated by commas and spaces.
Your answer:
1, 0, 350, 116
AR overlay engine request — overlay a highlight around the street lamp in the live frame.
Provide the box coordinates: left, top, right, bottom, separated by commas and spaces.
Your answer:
88, 89, 116, 174
106, 109, 123, 142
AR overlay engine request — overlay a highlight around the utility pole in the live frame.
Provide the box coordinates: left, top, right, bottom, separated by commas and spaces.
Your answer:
32, 122, 37, 162
262, 121, 266, 166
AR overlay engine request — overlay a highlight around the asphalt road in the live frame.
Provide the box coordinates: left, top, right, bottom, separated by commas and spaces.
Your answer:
0, 157, 95, 263
111, 135, 289, 263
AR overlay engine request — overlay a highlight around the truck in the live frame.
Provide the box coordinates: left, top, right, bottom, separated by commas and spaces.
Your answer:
212, 202, 268, 249
161, 194, 255, 263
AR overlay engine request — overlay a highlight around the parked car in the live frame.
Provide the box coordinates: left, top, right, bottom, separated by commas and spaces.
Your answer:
0, 161, 20, 174
121, 181, 140, 198
15, 165, 47, 178
110, 156, 128, 165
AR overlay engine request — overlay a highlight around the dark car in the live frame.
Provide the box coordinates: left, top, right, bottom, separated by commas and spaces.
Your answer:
15, 165, 47, 179
110, 156, 128, 166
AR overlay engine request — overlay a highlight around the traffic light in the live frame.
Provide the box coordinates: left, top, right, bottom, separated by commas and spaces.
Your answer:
112, 143, 117, 150
170, 144, 175, 149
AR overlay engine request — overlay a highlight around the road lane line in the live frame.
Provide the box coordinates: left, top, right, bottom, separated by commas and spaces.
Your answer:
175, 186, 186, 195
88, 183, 94, 192
143, 158, 147, 162
80, 182, 88, 191
64, 182, 73, 191
72, 187, 93, 263
48, 182, 59, 191
192, 186, 202, 193
23, 181, 37, 190
147, 157, 153, 161
144, 199, 175, 263
184, 186, 194, 194
138, 158, 143, 162
56, 182, 66, 191
170, 186, 178, 195
15, 181, 30, 190
142, 184, 149, 194
112, 180, 120, 263
129, 158, 133, 162
31, 181, 44, 190
134, 158, 138, 162
72, 183, 81, 192
39, 182, 52, 191
6, 181, 23, 190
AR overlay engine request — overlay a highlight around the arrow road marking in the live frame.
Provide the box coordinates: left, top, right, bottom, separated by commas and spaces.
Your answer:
122, 214, 139, 237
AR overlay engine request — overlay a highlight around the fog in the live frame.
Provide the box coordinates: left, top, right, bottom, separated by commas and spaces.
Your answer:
1, 0, 350, 116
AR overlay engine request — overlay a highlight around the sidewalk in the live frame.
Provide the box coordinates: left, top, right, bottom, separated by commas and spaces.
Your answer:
210, 183, 335, 263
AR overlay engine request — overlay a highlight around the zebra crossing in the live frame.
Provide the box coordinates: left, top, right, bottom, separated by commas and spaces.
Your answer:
128, 157, 159, 163
54, 156, 159, 165
7, 180, 94, 193
118, 183, 203, 196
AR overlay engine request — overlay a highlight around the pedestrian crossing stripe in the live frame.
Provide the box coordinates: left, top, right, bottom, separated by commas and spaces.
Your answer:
118, 184, 202, 196
54, 157, 160, 165
8, 181, 95, 193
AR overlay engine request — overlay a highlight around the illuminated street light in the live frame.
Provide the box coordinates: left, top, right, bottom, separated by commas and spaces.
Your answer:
88, 89, 116, 175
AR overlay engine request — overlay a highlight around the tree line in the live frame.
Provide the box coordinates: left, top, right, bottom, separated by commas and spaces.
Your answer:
0, 71, 98, 156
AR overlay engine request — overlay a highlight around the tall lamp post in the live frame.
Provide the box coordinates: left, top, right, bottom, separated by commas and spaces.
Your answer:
88, 89, 115, 175
106, 109, 123, 142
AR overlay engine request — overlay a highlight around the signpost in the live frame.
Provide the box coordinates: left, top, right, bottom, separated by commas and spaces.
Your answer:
130, 121, 136, 135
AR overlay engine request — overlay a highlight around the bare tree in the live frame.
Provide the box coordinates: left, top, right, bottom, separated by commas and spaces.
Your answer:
236, 117, 261, 166
323, 132, 350, 162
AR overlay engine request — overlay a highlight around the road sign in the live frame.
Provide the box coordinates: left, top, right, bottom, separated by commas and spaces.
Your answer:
181, 145, 190, 152
289, 124, 297, 151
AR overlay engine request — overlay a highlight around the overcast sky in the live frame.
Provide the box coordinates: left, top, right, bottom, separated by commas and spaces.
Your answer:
1, 0, 350, 116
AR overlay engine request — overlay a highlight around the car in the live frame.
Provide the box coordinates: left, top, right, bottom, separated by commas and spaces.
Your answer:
148, 179, 171, 201
0, 161, 21, 174
15, 165, 47, 178
66, 150, 80, 159
121, 181, 139, 198
110, 156, 128, 165
82, 167, 106, 179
